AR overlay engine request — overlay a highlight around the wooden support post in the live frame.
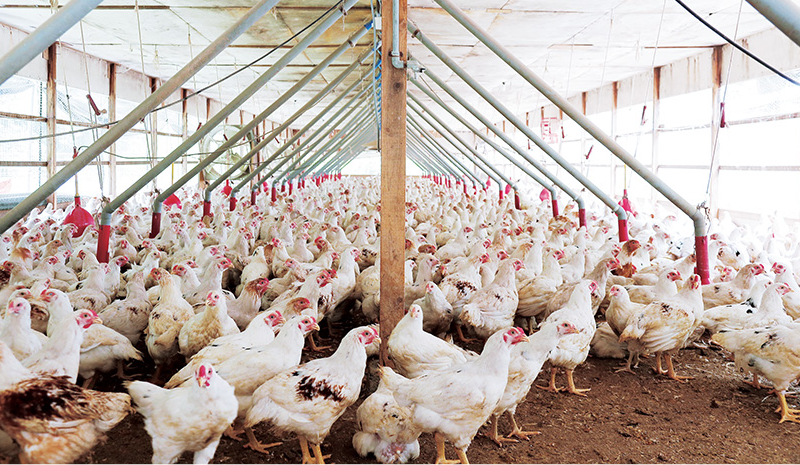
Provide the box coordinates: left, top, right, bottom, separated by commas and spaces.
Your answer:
709, 46, 723, 217
108, 63, 117, 197
581, 91, 587, 175
46, 44, 57, 206
651, 67, 661, 204
610, 81, 618, 195
379, 0, 407, 367
181, 88, 188, 175
149, 77, 158, 189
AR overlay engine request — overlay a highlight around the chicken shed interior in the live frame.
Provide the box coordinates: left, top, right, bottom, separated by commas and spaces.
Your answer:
2, 0, 800, 464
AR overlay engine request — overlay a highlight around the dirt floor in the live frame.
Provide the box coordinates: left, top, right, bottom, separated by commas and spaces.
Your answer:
70, 315, 800, 465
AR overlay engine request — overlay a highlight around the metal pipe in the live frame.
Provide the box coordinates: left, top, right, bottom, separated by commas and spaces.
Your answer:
745, 0, 800, 49
309, 124, 375, 177
409, 24, 626, 236
323, 129, 374, 173
286, 97, 373, 178
407, 137, 463, 181
407, 105, 501, 190
0, 0, 104, 85
430, 0, 709, 281
408, 73, 564, 204
159, 27, 376, 211
390, 0, 405, 69
407, 128, 471, 182
241, 105, 373, 194
407, 125, 479, 186
1, 0, 282, 237
303, 111, 376, 178
407, 95, 515, 191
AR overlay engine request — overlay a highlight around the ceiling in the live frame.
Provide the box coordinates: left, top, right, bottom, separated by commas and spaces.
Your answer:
0, 0, 784, 140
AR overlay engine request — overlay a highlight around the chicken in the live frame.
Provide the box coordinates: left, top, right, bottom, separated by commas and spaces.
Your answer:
179, 290, 239, 360
488, 321, 579, 445
237, 246, 269, 296
244, 326, 379, 463
353, 378, 421, 464
771, 261, 800, 319
226, 277, 270, 329
516, 250, 564, 321
460, 258, 525, 339
538, 280, 599, 396
145, 268, 195, 381
98, 270, 153, 344
619, 275, 704, 381
0, 341, 133, 464
165, 309, 284, 389
388, 304, 477, 378
22, 309, 101, 383
379, 327, 528, 464
702, 263, 765, 309
67, 265, 111, 312
604, 285, 647, 372
185, 258, 233, 306
624, 268, 681, 304
589, 322, 628, 359
403, 254, 440, 308
712, 325, 800, 423
540, 257, 619, 322
0, 298, 47, 360
127, 363, 238, 464
189, 315, 319, 453
702, 281, 790, 334
356, 259, 381, 322
411, 282, 454, 338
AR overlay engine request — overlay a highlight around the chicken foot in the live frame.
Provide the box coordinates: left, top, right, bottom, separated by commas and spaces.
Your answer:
615, 352, 637, 374
651, 353, 667, 376
777, 392, 800, 424
565, 368, 590, 396
454, 324, 478, 344
243, 427, 282, 455
536, 367, 563, 393
664, 353, 693, 382
223, 423, 245, 441
485, 414, 517, 446
299, 436, 315, 464
506, 412, 540, 441
434, 432, 462, 464
310, 442, 331, 464
115, 360, 136, 380
81, 374, 97, 390
306, 333, 330, 352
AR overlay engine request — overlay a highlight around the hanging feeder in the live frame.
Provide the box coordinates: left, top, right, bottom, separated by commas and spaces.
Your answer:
163, 193, 182, 210
619, 188, 633, 214
222, 179, 232, 197
63, 197, 95, 237
539, 188, 551, 201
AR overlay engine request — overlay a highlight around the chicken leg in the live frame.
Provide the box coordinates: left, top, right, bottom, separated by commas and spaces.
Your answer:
485, 414, 517, 446
536, 367, 562, 393
506, 412, 540, 441
310, 442, 331, 464
651, 353, 666, 375
434, 432, 461, 464
777, 392, 800, 424
565, 368, 590, 396
664, 353, 693, 382
299, 436, 314, 464
243, 427, 282, 455
615, 352, 637, 374
224, 423, 245, 441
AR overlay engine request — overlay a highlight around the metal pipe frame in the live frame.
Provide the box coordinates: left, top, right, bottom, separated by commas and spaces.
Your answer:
283, 88, 380, 182
0, 0, 283, 236
409, 23, 628, 239
408, 73, 567, 207
407, 107, 501, 190
319, 127, 375, 174
390, 0, 405, 69
432, 0, 709, 281
288, 97, 376, 179
310, 123, 376, 177
238, 104, 375, 197
407, 125, 476, 184
157, 26, 376, 214
745, 0, 800, 49
407, 136, 467, 181
301, 110, 377, 180
0, 0, 104, 85
407, 95, 516, 191
406, 148, 441, 176
98, 0, 361, 246
406, 123, 481, 186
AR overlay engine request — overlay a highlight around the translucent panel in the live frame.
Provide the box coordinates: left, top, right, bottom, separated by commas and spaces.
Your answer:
0, 75, 44, 117
156, 107, 183, 136
54, 164, 107, 198
587, 111, 612, 134
657, 167, 709, 206
658, 129, 711, 166
56, 84, 109, 127
617, 103, 653, 135
718, 170, 800, 219
558, 140, 583, 165
0, 118, 47, 163
0, 167, 45, 196
56, 123, 101, 162
585, 166, 611, 193
724, 68, 800, 122
116, 98, 148, 131
660, 89, 711, 129
719, 119, 800, 166
617, 134, 652, 165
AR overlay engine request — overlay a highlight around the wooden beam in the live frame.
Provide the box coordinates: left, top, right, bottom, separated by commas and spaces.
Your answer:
46, 44, 57, 206
610, 81, 618, 194
181, 88, 188, 176
149, 77, 159, 189
379, 0, 407, 367
709, 46, 723, 217
652, 66, 661, 203
108, 62, 117, 197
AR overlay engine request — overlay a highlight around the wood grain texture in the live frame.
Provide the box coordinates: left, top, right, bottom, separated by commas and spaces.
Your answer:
379, 0, 407, 367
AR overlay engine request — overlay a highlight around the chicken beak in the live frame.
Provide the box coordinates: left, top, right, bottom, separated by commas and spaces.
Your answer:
373, 336, 382, 345
93, 317, 103, 325
520, 335, 530, 343
313, 324, 321, 332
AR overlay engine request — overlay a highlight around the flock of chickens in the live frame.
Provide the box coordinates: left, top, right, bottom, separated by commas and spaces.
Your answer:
1, 175, 800, 464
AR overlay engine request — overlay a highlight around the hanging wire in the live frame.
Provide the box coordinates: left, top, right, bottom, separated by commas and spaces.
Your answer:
585, 9, 615, 180
78, 20, 104, 198
705, 0, 744, 196
58, 44, 80, 196
133, 0, 155, 192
